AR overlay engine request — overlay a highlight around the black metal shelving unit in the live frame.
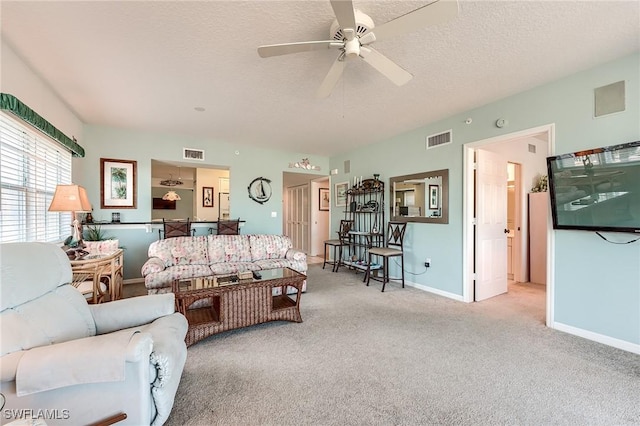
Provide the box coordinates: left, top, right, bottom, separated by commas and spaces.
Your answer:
343, 176, 385, 274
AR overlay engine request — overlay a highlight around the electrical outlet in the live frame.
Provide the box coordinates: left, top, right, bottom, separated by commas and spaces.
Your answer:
425, 258, 431, 268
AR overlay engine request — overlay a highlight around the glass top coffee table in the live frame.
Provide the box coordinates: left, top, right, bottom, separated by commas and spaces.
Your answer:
172, 268, 306, 346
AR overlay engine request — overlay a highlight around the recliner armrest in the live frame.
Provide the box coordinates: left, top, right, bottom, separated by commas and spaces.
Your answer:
90, 293, 176, 335
1, 333, 153, 383
11, 331, 152, 395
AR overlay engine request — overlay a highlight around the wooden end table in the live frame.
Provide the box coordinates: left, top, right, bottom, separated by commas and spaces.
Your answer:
172, 268, 306, 346
70, 249, 124, 302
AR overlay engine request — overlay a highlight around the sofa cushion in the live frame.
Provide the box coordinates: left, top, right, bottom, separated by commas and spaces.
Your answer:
209, 262, 259, 275
84, 240, 119, 254
170, 236, 209, 265
249, 235, 292, 261
144, 265, 214, 290
253, 259, 307, 273
206, 235, 252, 263
147, 236, 209, 267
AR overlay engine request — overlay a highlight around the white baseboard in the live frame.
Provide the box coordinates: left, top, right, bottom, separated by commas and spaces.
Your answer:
123, 278, 144, 285
405, 280, 465, 302
552, 321, 640, 354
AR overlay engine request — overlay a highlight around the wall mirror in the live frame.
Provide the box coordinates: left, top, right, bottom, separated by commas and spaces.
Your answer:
152, 160, 230, 221
389, 169, 449, 224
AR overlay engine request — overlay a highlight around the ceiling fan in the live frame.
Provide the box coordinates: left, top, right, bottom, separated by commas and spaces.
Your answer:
257, 0, 459, 98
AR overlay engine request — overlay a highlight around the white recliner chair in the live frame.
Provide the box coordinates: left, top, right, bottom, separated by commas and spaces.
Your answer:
0, 242, 188, 425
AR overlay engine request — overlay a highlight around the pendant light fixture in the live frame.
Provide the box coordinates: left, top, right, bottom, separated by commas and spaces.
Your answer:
160, 166, 184, 187
160, 166, 183, 201
162, 190, 181, 201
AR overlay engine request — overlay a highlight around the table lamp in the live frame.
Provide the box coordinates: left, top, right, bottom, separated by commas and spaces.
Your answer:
48, 184, 92, 249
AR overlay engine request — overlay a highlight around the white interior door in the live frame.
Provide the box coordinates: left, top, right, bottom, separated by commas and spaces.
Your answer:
285, 185, 309, 253
218, 192, 230, 220
475, 149, 508, 301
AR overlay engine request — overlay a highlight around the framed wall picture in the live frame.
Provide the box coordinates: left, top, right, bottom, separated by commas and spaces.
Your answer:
203, 187, 214, 207
335, 181, 348, 207
100, 158, 137, 209
319, 188, 330, 211
429, 184, 439, 209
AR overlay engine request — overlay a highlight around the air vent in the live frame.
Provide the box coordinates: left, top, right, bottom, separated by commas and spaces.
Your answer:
183, 148, 204, 161
426, 130, 452, 149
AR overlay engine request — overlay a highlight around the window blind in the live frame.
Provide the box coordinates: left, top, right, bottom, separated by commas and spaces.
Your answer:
0, 111, 72, 243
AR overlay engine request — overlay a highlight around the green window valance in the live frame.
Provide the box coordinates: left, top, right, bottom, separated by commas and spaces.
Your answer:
0, 93, 85, 157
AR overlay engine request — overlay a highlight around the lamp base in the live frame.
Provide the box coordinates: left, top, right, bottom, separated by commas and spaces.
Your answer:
67, 219, 85, 249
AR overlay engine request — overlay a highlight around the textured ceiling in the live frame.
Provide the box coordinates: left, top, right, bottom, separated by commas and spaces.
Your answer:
2, 1, 639, 157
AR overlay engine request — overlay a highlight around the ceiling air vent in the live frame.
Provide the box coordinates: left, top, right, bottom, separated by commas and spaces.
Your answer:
426, 130, 452, 150
183, 148, 204, 161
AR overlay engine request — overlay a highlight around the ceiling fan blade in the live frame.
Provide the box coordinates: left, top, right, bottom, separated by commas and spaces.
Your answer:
359, 47, 412, 86
330, 0, 357, 39
372, 0, 459, 42
316, 55, 345, 98
258, 40, 337, 58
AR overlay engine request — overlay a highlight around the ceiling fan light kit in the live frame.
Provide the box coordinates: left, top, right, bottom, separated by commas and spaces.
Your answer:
160, 175, 183, 187
257, 0, 459, 98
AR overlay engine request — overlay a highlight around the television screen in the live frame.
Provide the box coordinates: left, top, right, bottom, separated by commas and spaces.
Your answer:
546, 140, 640, 233
152, 197, 176, 210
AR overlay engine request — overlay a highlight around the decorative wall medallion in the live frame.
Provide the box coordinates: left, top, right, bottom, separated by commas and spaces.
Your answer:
248, 177, 272, 204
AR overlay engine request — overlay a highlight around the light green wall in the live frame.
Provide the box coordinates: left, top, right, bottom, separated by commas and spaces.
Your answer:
4, 34, 638, 348
76, 125, 328, 232
74, 124, 328, 278
330, 53, 640, 345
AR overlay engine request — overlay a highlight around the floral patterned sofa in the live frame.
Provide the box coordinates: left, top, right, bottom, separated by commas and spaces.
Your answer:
142, 234, 307, 295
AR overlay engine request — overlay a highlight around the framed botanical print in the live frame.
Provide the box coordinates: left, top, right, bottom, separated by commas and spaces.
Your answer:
335, 181, 348, 207
100, 158, 137, 209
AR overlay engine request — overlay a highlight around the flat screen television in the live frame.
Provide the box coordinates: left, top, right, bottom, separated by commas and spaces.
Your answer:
152, 197, 176, 210
546, 140, 640, 233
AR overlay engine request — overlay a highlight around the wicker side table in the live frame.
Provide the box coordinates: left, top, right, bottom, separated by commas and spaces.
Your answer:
70, 249, 124, 302
172, 268, 305, 346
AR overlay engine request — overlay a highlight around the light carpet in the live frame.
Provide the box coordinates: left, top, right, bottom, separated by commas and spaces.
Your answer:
166, 265, 640, 425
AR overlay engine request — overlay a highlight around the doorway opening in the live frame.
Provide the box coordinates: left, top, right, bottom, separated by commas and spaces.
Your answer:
463, 124, 555, 326
282, 172, 330, 257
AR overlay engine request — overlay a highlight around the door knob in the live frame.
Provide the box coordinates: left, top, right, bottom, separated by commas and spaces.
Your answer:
504, 229, 510, 234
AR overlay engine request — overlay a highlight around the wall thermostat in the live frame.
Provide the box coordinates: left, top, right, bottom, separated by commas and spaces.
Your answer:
495, 118, 508, 128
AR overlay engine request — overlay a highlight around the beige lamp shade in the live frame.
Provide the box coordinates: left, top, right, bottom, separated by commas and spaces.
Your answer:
162, 190, 181, 201
48, 184, 92, 212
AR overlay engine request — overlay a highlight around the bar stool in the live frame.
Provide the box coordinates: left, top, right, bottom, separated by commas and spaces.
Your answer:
366, 221, 407, 292
323, 219, 354, 272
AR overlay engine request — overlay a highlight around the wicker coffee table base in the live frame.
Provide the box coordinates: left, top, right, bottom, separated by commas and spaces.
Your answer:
174, 272, 305, 346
